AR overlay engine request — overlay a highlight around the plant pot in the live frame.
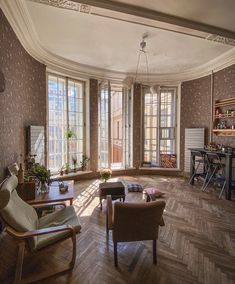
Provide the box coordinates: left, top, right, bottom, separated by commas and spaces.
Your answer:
65, 169, 69, 174
60, 170, 64, 176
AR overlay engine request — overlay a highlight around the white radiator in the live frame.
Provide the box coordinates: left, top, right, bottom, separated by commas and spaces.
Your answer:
28, 125, 45, 165
184, 128, 205, 173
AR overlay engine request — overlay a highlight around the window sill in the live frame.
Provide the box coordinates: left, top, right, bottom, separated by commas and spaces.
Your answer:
139, 167, 181, 171
97, 167, 136, 173
51, 170, 92, 181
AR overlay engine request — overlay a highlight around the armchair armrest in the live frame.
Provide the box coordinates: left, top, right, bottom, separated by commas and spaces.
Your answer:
6, 224, 75, 239
31, 202, 67, 209
106, 195, 113, 230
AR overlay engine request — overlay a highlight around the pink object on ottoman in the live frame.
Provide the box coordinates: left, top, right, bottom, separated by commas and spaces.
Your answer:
143, 187, 165, 202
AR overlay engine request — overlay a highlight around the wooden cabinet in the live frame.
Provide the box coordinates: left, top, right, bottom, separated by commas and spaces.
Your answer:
213, 97, 235, 136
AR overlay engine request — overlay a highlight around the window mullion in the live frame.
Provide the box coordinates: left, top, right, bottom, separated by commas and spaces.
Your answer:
66, 77, 69, 165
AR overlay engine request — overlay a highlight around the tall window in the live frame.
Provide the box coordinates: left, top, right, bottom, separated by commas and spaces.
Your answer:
99, 82, 132, 169
48, 74, 85, 172
143, 87, 177, 168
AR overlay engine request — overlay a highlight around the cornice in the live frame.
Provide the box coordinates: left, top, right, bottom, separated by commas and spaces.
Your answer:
1, 0, 235, 84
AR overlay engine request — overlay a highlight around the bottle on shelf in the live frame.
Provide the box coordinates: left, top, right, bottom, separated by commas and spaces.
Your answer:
18, 163, 24, 184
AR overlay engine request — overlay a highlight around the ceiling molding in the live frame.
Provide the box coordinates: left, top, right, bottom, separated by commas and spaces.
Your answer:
0, 0, 235, 85
71, 0, 235, 40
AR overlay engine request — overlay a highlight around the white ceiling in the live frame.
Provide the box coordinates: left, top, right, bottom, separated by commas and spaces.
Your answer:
114, 0, 235, 32
23, 0, 234, 75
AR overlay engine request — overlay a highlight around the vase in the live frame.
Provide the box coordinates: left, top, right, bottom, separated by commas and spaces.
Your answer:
39, 181, 49, 194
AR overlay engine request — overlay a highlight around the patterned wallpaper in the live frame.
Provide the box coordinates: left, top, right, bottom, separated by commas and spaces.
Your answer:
133, 83, 142, 169
0, 9, 46, 181
89, 78, 98, 171
180, 64, 235, 171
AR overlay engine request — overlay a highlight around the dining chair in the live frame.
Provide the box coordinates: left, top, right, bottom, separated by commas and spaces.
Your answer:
188, 150, 205, 186
201, 153, 226, 197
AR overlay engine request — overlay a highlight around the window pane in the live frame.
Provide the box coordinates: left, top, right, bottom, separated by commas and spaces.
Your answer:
48, 75, 67, 172
111, 85, 123, 169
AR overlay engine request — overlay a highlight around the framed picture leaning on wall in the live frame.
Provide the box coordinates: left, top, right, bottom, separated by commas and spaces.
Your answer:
7, 162, 19, 176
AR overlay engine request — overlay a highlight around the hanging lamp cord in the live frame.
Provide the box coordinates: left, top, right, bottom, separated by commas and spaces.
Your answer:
134, 40, 150, 86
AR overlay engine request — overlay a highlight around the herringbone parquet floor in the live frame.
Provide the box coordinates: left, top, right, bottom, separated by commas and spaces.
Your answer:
0, 175, 235, 284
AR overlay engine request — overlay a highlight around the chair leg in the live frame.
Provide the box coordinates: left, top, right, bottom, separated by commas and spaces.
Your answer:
114, 242, 118, 267
14, 240, 25, 284
188, 161, 200, 185
219, 181, 226, 200
100, 197, 103, 211
70, 231, 77, 269
153, 240, 157, 265
202, 167, 217, 192
201, 168, 211, 190
106, 210, 109, 236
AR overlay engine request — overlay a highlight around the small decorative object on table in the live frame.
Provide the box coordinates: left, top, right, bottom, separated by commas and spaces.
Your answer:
59, 181, 69, 193
100, 168, 112, 182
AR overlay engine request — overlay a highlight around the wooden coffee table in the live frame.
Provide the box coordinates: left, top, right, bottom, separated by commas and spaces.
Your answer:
27, 181, 74, 206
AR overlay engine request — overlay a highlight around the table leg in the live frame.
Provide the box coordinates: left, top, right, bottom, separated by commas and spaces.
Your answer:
70, 199, 73, 205
225, 155, 232, 200
189, 153, 195, 185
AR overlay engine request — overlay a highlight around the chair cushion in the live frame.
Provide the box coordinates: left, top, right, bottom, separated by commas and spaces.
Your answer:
143, 187, 165, 198
36, 206, 81, 250
0, 175, 18, 209
127, 183, 143, 192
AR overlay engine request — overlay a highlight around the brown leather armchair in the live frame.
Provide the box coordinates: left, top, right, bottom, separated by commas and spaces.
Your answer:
106, 195, 165, 267
0, 175, 81, 284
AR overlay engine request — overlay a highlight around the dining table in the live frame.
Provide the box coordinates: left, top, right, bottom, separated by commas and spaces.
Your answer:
189, 148, 235, 200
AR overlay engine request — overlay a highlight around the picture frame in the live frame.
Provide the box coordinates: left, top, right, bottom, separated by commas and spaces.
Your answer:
7, 162, 19, 176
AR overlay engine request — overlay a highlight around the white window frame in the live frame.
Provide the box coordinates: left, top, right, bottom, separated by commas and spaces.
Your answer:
141, 85, 178, 169
98, 82, 133, 170
47, 73, 86, 173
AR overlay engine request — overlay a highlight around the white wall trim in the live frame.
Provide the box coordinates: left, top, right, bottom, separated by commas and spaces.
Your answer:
1, 0, 235, 85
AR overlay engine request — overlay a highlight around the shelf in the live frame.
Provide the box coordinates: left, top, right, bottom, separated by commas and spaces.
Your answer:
214, 114, 235, 119
215, 97, 235, 108
213, 129, 235, 136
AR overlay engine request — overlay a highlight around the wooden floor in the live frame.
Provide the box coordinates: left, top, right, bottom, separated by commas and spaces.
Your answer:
0, 175, 235, 284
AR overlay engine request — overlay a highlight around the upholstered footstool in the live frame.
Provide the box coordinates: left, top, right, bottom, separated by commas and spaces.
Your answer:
143, 187, 165, 202
99, 181, 125, 210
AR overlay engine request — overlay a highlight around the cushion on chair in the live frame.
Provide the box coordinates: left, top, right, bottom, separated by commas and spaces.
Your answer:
127, 183, 143, 192
143, 187, 165, 198
36, 205, 81, 250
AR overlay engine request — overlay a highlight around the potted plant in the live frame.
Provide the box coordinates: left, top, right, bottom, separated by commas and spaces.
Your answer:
100, 168, 112, 182
27, 163, 51, 193
80, 155, 90, 171
72, 155, 77, 172
64, 163, 70, 174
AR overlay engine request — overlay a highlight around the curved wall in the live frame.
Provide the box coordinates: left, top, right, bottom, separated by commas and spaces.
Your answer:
0, 9, 46, 181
